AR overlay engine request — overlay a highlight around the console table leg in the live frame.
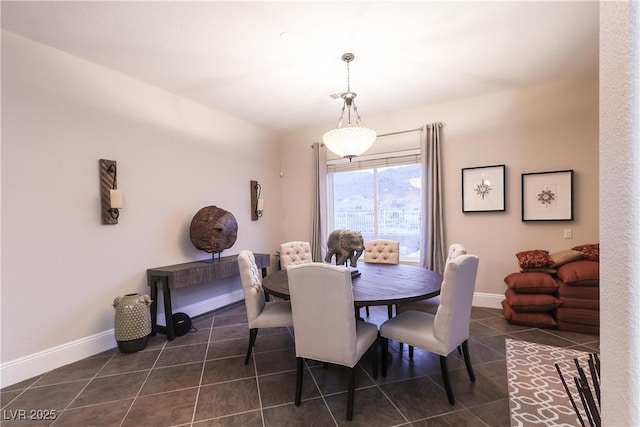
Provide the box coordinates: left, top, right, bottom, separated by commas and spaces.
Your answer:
161, 281, 175, 341
150, 277, 159, 336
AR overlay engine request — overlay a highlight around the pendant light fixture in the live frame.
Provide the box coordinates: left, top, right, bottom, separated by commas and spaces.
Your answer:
322, 53, 377, 161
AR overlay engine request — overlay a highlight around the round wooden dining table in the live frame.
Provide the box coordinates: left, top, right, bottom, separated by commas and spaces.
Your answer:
262, 262, 443, 307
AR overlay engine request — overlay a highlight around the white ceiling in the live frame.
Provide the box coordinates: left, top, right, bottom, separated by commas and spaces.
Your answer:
1, 1, 599, 132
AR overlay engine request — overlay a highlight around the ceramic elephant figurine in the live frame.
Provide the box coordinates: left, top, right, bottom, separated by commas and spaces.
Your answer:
325, 230, 364, 267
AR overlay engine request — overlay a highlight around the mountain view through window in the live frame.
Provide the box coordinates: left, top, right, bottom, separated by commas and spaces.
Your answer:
329, 163, 422, 259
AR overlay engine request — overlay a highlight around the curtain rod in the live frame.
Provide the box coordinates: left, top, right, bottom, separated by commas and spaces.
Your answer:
377, 122, 446, 139
377, 127, 422, 138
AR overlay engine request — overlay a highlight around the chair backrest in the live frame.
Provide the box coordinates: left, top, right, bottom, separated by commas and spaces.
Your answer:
446, 243, 467, 263
433, 254, 479, 353
279, 241, 313, 269
364, 239, 400, 264
287, 262, 358, 366
237, 250, 266, 327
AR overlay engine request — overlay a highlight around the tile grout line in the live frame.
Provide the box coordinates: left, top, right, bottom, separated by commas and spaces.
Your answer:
190, 313, 216, 426
367, 348, 414, 426
304, 359, 340, 426
251, 342, 267, 427
118, 338, 169, 427
48, 351, 121, 426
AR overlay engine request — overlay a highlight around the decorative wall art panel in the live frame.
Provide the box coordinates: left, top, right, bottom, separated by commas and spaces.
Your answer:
462, 164, 506, 212
522, 170, 573, 221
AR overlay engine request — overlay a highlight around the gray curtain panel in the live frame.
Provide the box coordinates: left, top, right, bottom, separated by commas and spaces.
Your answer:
420, 122, 446, 273
311, 143, 327, 262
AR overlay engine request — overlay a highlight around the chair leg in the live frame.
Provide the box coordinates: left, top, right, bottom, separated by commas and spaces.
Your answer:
381, 337, 388, 377
365, 306, 370, 316
244, 328, 258, 365
439, 355, 455, 405
399, 342, 403, 352
461, 340, 476, 382
409, 345, 414, 359
347, 367, 355, 421
387, 304, 393, 319
371, 338, 378, 379
295, 357, 304, 406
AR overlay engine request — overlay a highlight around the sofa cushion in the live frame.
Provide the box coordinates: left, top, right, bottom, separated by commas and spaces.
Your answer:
515, 250, 553, 269
559, 297, 600, 310
556, 307, 599, 326
502, 300, 557, 328
520, 267, 558, 274
556, 260, 599, 286
571, 243, 599, 261
557, 283, 599, 299
556, 320, 599, 335
550, 249, 584, 268
504, 272, 560, 294
504, 288, 561, 312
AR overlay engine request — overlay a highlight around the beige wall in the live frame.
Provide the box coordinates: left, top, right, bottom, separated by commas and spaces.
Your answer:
279, 76, 599, 300
0, 28, 600, 388
1, 30, 283, 385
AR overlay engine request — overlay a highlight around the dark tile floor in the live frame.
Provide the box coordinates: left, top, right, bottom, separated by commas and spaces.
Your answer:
1, 303, 599, 426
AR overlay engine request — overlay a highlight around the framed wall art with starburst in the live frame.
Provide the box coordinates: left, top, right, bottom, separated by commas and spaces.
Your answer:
522, 170, 573, 221
462, 164, 506, 212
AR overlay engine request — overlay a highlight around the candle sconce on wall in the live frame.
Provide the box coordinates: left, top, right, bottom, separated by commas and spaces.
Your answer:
250, 180, 264, 220
100, 159, 123, 224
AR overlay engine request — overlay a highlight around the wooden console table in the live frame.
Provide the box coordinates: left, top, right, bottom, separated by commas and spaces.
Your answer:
147, 253, 270, 340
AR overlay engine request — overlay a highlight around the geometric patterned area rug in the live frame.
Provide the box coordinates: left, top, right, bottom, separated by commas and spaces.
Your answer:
506, 339, 595, 427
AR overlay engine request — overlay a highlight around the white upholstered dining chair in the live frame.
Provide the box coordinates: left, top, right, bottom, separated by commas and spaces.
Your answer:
364, 239, 400, 264
287, 262, 379, 421
279, 241, 313, 269
363, 239, 400, 318
380, 254, 479, 405
397, 243, 467, 316
397, 243, 468, 354
237, 250, 293, 365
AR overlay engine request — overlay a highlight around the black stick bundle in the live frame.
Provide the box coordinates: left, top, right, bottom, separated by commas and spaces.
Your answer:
555, 353, 601, 427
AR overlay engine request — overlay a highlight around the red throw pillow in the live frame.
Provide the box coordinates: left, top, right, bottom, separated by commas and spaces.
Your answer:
504, 272, 560, 294
572, 243, 599, 261
516, 250, 553, 269
560, 297, 600, 310
557, 283, 599, 299
556, 260, 599, 285
504, 288, 561, 312
556, 308, 600, 326
502, 300, 557, 327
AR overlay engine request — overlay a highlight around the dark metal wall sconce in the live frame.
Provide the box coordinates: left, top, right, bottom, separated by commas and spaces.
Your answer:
250, 180, 264, 221
100, 159, 123, 224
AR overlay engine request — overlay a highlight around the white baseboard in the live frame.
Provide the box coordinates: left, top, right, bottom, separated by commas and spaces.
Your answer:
0, 330, 116, 389
0, 291, 244, 389
473, 292, 504, 309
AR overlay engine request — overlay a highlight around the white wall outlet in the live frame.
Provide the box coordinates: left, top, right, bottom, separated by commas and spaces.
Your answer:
563, 229, 573, 239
